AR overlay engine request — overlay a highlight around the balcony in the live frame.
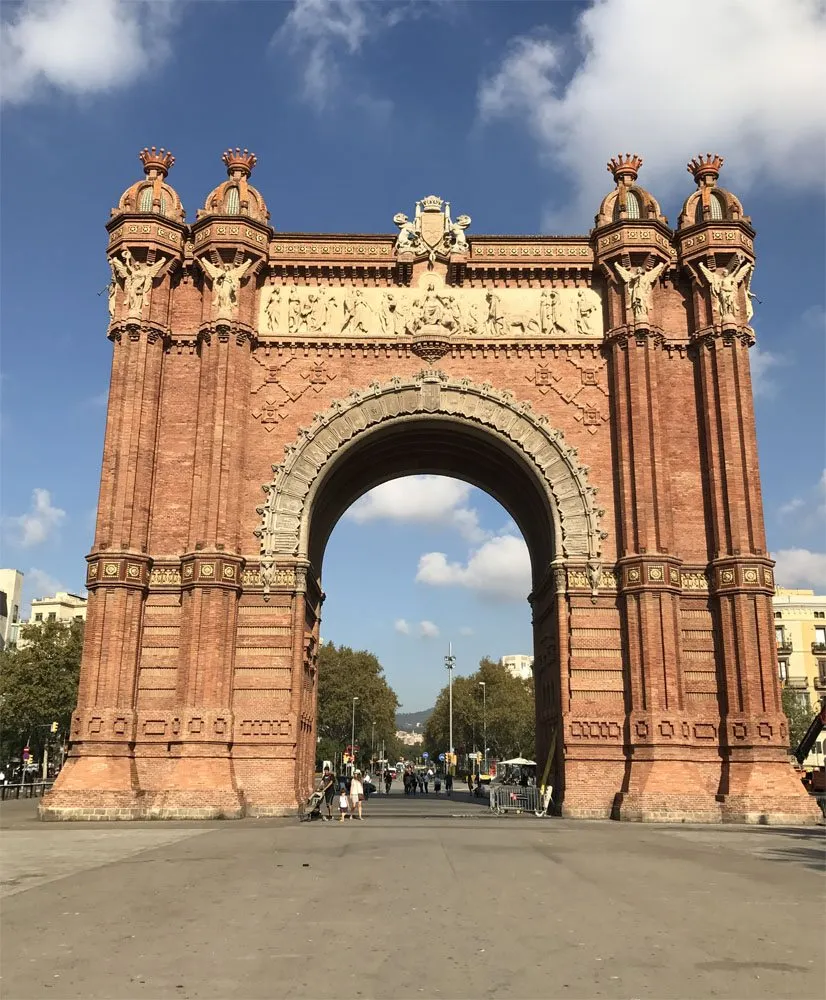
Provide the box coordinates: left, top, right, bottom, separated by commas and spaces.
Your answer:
811, 642, 826, 655
814, 676, 826, 692
776, 638, 793, 654
785, 676, 809, 691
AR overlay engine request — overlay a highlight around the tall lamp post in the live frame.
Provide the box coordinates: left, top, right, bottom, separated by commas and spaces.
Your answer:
351, 696, 359, 773
478, 681, 487, 775
445, 643, 455, 771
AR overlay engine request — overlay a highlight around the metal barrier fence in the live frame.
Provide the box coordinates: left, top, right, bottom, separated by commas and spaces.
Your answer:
489, 783, 540, 815
0, 782, 54, 801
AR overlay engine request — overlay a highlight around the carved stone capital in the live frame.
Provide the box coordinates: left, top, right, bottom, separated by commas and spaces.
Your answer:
87, 552, 152, 591
616, 555, 683, 592
180, 552, 244, 591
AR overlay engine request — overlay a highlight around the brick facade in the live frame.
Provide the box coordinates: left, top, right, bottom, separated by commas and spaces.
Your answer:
40, 149, 819, 823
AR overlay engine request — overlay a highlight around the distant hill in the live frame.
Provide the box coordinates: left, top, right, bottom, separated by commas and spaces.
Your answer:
395, 708, 433, 731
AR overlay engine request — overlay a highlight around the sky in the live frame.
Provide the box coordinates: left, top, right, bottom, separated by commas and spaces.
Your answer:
1, 0, 824, 710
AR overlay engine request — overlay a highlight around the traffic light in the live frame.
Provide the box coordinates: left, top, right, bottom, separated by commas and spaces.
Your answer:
50, 721, 58, 733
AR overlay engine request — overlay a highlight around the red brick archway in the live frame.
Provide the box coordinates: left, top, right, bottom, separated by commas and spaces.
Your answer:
41, 150, 818, 824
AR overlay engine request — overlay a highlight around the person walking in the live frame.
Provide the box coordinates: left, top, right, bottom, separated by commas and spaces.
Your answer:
466, 772, 474, 796
321, 766, 336, 820
350, 770, 365, 820
383, 767, 392, 794
338, 788, 350, 821
423, 772, 429, 794
445, 771, 453, 797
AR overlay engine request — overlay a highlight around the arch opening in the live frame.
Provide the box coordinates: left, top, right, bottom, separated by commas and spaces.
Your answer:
257, 374, 606, 817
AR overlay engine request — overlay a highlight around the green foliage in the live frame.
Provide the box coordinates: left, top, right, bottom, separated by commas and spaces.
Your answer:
423, 657, 535, 764
781, 686, 814, 750
0, 619, 84, 767
316, 641, 400, 770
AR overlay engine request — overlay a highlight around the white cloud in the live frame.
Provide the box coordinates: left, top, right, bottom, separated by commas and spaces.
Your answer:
5, 489, 66, 547
773, 549, 826, 591
394, 618, 411, 635
478, 0, 826, 227
418, 620, 440, 639
26, 568, 66, 600
1, 0, 182, 105
777, 497, 805, 520
275, 0, 407, 113
459, 626, 474, 637
346, 476, 488, 543
416, 534, 531, 602
750, 343, 787, 399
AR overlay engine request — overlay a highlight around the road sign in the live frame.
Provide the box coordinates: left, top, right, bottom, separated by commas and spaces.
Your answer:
22, 748, 30, 762
422, 752, 429, 759
438, 753, 445, 762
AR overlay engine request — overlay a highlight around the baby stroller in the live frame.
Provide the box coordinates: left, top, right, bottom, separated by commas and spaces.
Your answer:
298, 788, 325, 822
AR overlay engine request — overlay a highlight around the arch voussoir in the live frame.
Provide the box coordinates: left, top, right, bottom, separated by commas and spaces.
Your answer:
256, 370, 605, 595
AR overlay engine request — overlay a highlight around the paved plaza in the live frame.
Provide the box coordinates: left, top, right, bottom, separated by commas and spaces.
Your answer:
1, 793, 824, 1000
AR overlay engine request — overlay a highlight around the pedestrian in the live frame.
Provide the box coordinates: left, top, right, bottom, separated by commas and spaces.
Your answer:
350, 770, 365, 820
466, 772, 474, 795
423, 773, 429, 794
445, 771, 453, 797
384, 767, 392, 794
320, 766, 336, 820
434, 774, 441, 793
338, 787, 350, 821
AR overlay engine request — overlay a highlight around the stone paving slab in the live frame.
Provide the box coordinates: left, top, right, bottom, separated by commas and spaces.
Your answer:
0, 800, 824, 1000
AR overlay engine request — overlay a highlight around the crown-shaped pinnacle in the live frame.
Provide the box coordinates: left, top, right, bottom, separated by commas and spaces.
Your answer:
607, 153, 643, 183
139, 147, 175, 177
687, 153, 724, 185
223, 148, 258, 177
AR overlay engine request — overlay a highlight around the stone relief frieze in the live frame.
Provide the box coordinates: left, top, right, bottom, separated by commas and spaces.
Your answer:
257, 278, 603, 341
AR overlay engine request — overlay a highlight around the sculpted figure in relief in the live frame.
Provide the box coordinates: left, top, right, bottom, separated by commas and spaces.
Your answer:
341, 289, 375, 336
107, 263, 118, 321
111, 249, 167, 317
698, 259, 752, 321
484, 292, 505, 337
380, 292, 406, 336
288, 288, 301, 335
201, 256, 253, 316
444, 203, 471, 254
614, 261, 666, 323
393, 212, 424, 255
576, 290, 599, 336
262, 285, 281, 333
540, 290, 573, 336
309, 290, 336, 333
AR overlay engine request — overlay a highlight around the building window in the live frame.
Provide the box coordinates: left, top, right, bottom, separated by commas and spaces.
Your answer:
778, 660, 788, 682
74, 615, 83, 621
815, 627, 826, 645
814, 611, 825, 619
12, 605, 18, 622
774, 611, 782, 618
818, 660, 826, 682
137, 185, 153, 212
48, 612, 56, 621
34, 613, 42, 622
224, 186, 240, 215
775, 626, 784, 643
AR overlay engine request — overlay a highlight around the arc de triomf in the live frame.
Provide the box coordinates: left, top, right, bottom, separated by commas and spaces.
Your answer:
42, 148, 818, 824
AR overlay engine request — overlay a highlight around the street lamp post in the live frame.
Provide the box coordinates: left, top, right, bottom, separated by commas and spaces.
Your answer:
479, 681, 487, 775
371, 720, 376, 768
445, 643, 455, 771
351, 696, 359, 773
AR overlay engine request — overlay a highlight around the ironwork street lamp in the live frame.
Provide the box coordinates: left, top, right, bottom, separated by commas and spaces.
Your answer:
479, 681, 487, 774
351, 696, 359, 771
445, 643, 456, 770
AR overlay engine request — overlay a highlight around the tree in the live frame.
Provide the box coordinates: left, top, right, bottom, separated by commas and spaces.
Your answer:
781, 686, 813, 751
423, 657, 535, 766
316, 641, 400, 771
0, 619, 84, 771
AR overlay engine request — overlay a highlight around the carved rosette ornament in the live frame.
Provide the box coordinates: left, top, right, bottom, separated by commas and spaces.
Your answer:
255, 372, 606, 598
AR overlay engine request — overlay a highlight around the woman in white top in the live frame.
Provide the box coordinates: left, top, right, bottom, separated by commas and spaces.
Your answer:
349, 771, 365, 820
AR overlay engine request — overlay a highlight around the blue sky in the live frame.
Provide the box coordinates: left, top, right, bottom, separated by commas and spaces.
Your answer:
1, 0, 824, 710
